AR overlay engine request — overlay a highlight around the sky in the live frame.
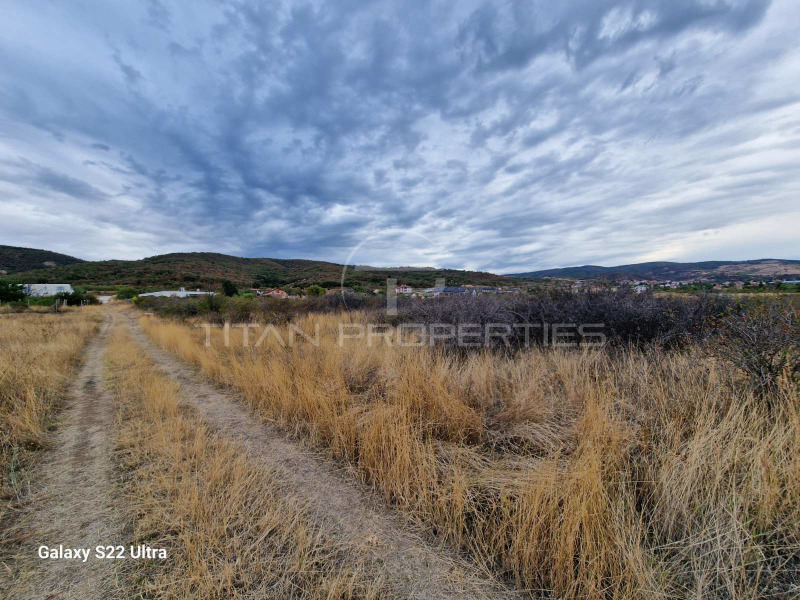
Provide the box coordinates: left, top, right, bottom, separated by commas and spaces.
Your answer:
0, 0, 798, 274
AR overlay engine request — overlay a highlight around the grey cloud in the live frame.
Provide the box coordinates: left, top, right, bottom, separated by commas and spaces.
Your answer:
0, 0, 796, 268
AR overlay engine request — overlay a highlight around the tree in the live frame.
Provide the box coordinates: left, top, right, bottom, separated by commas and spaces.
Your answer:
0, 280, 25, 302
221, 280, 238, 297
199, 293, 222, 312
116, 286, 139, 299
305, 285, 325, 297
255, 271, 287, 288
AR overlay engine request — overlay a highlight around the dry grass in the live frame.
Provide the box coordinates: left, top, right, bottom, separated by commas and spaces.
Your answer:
141, 313, 800, 599
107, 324, 390, 599
0, 309, 102, 500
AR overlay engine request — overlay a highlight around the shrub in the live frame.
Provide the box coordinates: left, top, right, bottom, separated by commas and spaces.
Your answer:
391, 289, 734, 349
711, 297, 799, 400
221, 280, 238, 297
199, 293, 223, 313
116, 286, 139, 300
305, 285, 325, 297
55, 291, 100, 306
0, 279, 25, 302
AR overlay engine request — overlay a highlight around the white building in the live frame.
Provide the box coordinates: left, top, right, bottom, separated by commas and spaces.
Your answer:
23, 283, 74, 297
138, 287, 214, 298
396, 285, 413, 294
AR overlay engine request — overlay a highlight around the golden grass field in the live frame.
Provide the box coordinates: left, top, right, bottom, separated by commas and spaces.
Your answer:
0, 309, 102, 500
140, 312, 800, 598
1, 304, 797, 598
108, 324, 390, 599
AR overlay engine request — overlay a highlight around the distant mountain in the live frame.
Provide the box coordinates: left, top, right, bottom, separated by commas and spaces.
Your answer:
0, 245, 84, 275
12, 251, 508, 289
508, 259, 800, 281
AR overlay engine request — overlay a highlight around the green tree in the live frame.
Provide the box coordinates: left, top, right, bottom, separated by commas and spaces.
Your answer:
116, 286, 139, 300
221, 280, 238, 297
0, 280, 25, 302
255, 271, 287, 288
305, 285, 325, 297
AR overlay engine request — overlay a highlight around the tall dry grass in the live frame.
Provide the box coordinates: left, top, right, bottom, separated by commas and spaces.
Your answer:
108, 325, 390, 599
141, 313, 800, 598
0, 309, 102, 500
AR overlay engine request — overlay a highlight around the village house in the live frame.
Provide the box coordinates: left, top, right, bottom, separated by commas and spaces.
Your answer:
432, 285, 469, 297
138, 287, 214, 298
396, 284, 413, 294
251, 288, 288, 298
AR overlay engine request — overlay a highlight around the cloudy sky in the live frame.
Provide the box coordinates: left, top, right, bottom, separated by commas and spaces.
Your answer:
1, 0, 798, 273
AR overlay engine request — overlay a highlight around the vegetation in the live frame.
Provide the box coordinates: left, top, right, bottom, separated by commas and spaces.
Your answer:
0, 245, 83, 275
710, 297, 799, 400
115, 286, 139, 299
13, 251, 509, 289
305, 284, 325, 297
140, 295, 799, 598
391, 289, 734, 348
108, 325, 389, 599
0, 279, 25, 302
136, 288, 743, 349
134, 291, 382, 323
221, 279, 238, 297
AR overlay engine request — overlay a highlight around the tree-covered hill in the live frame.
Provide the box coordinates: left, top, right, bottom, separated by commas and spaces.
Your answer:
0, 245, 84, 275
13, 251, 509, 290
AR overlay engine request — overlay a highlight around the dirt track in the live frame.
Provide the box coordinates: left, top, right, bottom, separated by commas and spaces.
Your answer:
3, 314, 124, 600
125, 313, 516, 600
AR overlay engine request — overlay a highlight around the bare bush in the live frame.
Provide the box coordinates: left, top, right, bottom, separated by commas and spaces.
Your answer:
392, 289, 734, 348
711, 297, 799, 399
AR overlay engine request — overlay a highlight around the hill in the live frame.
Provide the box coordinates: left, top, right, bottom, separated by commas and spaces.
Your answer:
0, 245, 84, 275
12, 251, 509, 290
508, 259, 800, 281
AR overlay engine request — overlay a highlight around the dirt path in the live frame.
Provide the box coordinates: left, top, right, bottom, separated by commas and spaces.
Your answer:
3, 314, 124, 600
125, 315, 517, 600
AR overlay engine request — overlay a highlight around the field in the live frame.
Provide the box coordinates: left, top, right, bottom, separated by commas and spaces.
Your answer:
1, 297, 798, 599
140, 308, 800, 598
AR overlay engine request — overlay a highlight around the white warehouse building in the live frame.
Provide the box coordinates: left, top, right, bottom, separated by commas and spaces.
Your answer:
23, 283, 74, 297
138, 287, 214, 298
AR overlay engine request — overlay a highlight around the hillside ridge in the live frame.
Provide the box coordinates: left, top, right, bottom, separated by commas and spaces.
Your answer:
508, 258, 800, 281
0, 245, 84, 275
9, 248, 507, 289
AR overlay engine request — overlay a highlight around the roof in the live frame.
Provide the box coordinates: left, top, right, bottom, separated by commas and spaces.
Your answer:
138, 289, 214, 298
22, 283, 74, 297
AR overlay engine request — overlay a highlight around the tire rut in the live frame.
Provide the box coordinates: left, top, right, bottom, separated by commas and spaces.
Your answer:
125, 314, 518, 600
4, 314, 125, 600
